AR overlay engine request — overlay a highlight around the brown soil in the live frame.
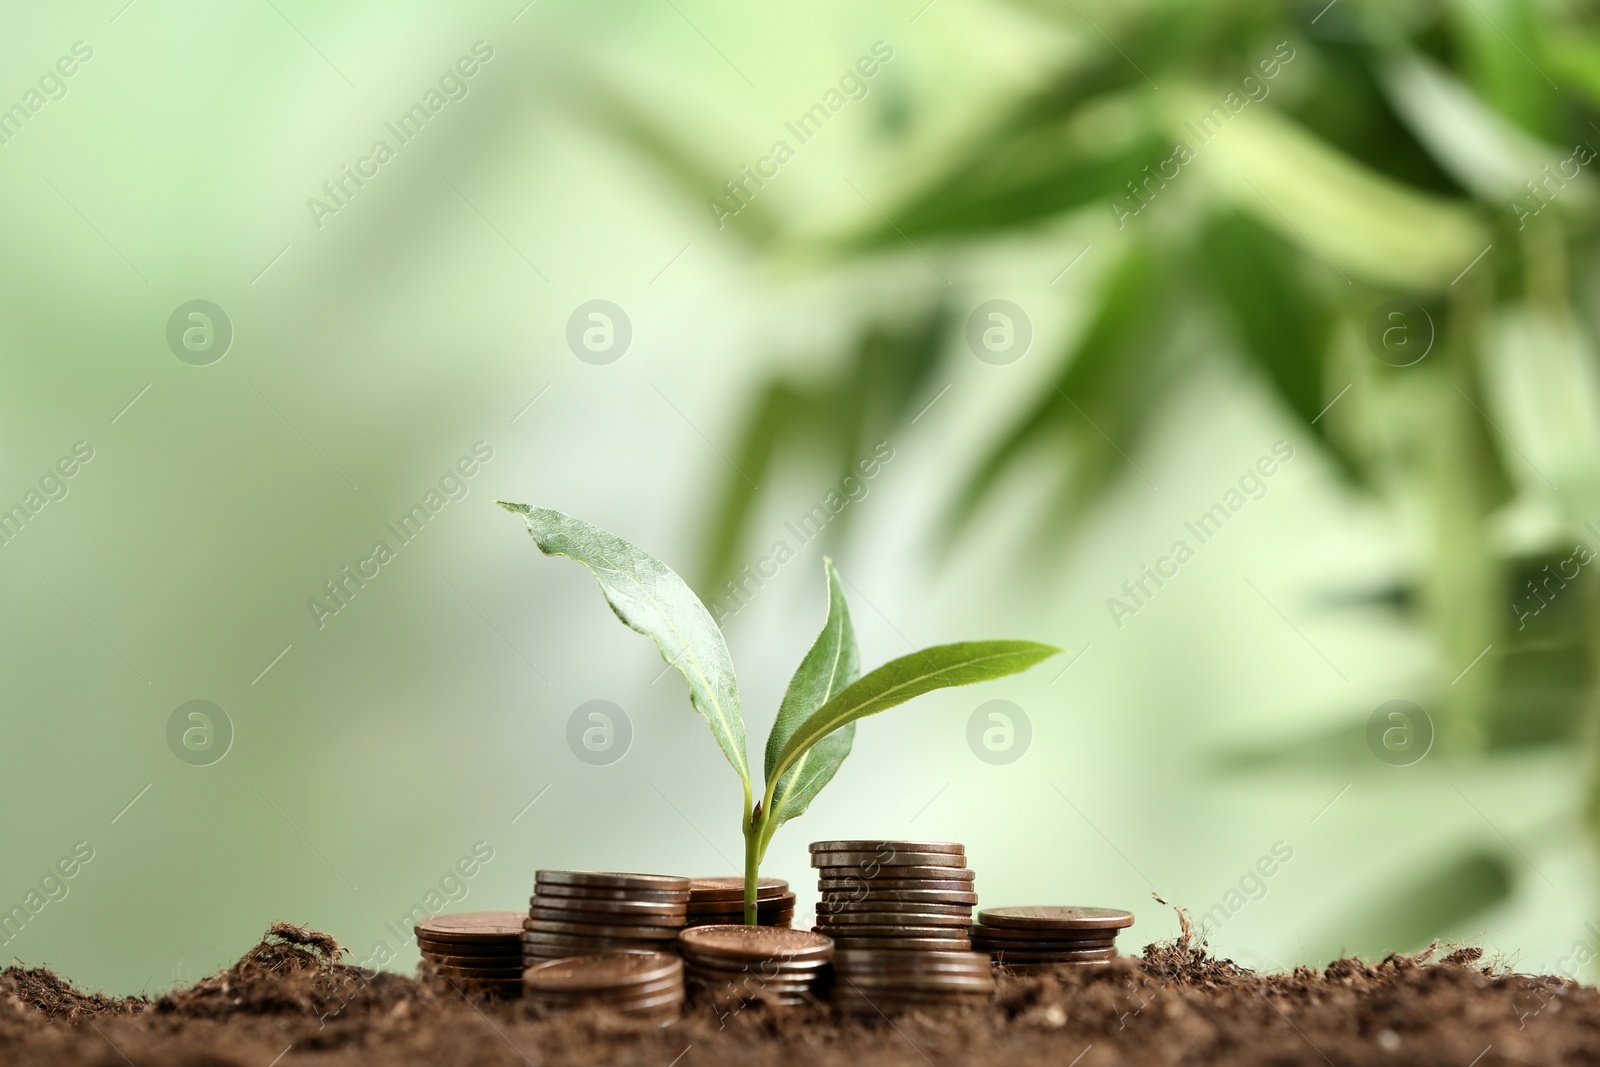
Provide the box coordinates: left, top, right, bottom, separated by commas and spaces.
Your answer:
2, 919, 1595, 1066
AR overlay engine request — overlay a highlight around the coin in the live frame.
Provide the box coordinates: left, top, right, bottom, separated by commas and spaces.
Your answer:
826, 936, 972, 951
984, 945, 1116, 962
533, 882, 690, 903
818, 899, 973, 916
524, 951, 680, 988
972, 936, 1117, 953
528, 905, 687, 927
414, 911, 526, 943
688, 877, 790, 902
535, 870, 691, 894
816, 924, 968, 939
839, 971, 995, 992
977, 906, 1133, 931
522, 932, 674, 953
426, 962, 529, 978
680, 950, 833, 976
530, 894, 689, 917
811, 851, 968, 869
817, 867, 976, 882
421, 952, 526, 969
817, 912, 971, 927
810, 840, 965, 855
416, 937, 520, 958
833, 949, 991, 973
678, 925, 833, 963
523, 917, 682, 940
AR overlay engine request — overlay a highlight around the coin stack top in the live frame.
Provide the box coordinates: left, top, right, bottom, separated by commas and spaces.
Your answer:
522, 951, 684, 1022
524, 871, 690, 964
811, 840, 976, 953
830, 948, 996, 1016
685, 877, 794, 928
676, 924, 834, 1008
970, 906, 1133, 974
415, 911, 526, 997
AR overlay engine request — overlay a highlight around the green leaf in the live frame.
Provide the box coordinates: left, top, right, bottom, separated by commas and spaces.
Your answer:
498, 502, 750, 788
768, 641, 1060, 788
761, 558, 861, 839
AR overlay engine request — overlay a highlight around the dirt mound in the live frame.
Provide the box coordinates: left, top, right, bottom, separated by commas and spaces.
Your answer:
3, 920, 1598, 1066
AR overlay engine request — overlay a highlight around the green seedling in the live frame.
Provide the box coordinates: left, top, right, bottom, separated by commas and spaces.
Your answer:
499, 503, 1059, 922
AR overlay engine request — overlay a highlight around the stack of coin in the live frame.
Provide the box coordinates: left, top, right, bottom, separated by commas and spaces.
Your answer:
829, 948, 995, 1015
970, 906, 1133, 973
685, 877, 794, 927
811, 840, 975, 951
523, 871, 690, 963
523, 951, 685, 1022
677, 924, 833, 1007
415, 911, 527, 997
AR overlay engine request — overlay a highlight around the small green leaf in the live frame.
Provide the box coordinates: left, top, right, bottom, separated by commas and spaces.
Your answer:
498, 502, 750, 788
768, 641, 1059, 788
761, 559, 861, 839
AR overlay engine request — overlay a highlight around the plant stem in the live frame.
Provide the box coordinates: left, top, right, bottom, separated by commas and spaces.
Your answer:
742, 814, 762, 925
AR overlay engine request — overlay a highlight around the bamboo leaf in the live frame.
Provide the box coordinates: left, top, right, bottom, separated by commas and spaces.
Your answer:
769, 641, 1059, 787
761, 558, 861, 837
498, 503, 750, 787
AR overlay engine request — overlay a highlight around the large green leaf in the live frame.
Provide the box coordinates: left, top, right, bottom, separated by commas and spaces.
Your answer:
498, 502, 750, 787
760, 558, 861, 843
768, 641, 1059, 787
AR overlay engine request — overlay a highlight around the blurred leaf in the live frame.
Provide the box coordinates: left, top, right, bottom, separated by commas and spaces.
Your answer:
1378, 49, 1563, 203
944, 241, 1178, 549
1452, 0, 1562, 140
1168, 85, 1490, 288
1198, 211, 1351, 474
761, 558, 860, 845
699, 307, 946, 593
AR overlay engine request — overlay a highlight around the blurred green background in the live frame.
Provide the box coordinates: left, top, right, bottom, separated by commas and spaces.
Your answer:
5, 0, 1600, 994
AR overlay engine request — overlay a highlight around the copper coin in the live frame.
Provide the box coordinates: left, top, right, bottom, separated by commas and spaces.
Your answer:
522, 932, 674, 952
819, 899, 972, 916
973, 937, 1117, 953
421, 952, 526, 969
817, 867, 976, 882
826, 936, 972, 951
417, 937, 520, 958
523, 951, 680, 990
530, 894, 688, 917
535, 870, 691, 894
809, 840, 965, 855
533, 882, 689, 904
688, 877, 789, 902
971, 921, 1119, 939
817, 911, 970, 927
838, 979, 985, 991
985, 945, 1117, 962
972, 927, 1117, 946
678, 924, 832, 963
689, 892, 796, 910
999, 960, 1113, 974
834, 949, 990, 973
427, 963, 528, 979
811, 851, 967, 869
414, 911, 526, 943
816, 922, 967, 937
527, 905, 686, 928
687, 908, 796, 922
530, 974, 684, 1002
680, 949, 833, 975
523, 917, 681, 940
977, 906, 1133, 931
